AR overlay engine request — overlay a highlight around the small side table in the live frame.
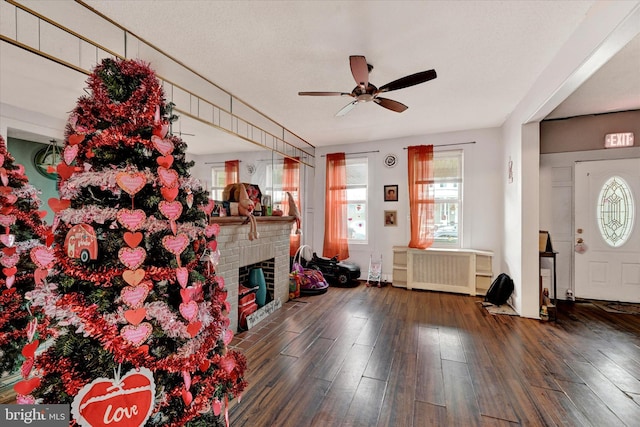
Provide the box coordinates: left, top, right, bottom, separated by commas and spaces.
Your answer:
539, 251, 558, 321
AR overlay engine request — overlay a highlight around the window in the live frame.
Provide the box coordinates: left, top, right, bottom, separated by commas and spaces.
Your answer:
266, 162, 285, 210
210, 166, 226, 200
597, 176, 634, 247
346, 157, 368, 243
432, 150, 463, 247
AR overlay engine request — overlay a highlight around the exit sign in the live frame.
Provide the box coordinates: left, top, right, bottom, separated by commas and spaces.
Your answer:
604, 132, 634, 148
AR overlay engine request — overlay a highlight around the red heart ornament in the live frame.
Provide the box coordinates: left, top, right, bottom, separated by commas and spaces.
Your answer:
48, 198, 71, 213
116, 171, 147, 197
181, 389, 193, 406
186, 321, 201, 338
2, 266, 17, 277
120, 322, 152, 346
160, 187, 179, 202
207, 240, 218, 252
22, 340, 39, 359
179, 301, 199, 322
123, 231, 143, 248
199, 360, 211, 372
46, 232, 55, 247
14, 377, 41, 396
121, 285, 149, 308
57, 163, 76, 180
68, 134, 85, 145
151, 135, 174, 155
124, 308, 147, 326
199, 360, 210, 372
223, 329, 234, 346
63, 144, 79, 165
162, 234, 189, 256
2, 246, 16, 256
122, 269, 145, 286
156, 155, 174, 169
157, 167, 179, 189
118, 247, 147, 270
37, 211, 47, 219
117, 209, 146, 231
30, 246, 56, 269
71, 367, 155, 427
159, 200, 183, 221
34, 268, 49, 285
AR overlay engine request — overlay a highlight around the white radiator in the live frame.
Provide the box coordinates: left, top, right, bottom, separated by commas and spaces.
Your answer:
394, 247, 493, 295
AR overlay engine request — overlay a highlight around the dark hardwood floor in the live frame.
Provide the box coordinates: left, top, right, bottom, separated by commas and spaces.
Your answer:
228, 284, 640, 427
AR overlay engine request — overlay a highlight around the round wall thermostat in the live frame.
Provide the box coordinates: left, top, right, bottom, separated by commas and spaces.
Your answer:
384, 154, 398, 168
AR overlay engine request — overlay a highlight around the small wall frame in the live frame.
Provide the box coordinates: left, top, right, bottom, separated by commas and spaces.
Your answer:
384, 185, 398, 202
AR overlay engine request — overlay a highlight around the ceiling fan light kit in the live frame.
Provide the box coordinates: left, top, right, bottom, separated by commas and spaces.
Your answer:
299, 55, 436, 116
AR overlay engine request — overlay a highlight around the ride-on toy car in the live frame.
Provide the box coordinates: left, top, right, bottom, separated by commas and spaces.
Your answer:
305, 253, 361, 286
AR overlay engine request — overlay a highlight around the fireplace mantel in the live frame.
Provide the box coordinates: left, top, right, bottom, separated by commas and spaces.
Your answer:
212, 216, 294, 332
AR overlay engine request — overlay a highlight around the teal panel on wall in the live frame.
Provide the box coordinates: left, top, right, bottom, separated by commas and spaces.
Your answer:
7, 137, 59, 225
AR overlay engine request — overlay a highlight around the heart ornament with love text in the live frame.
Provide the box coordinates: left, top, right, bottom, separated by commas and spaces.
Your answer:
120, 322, 153, 347
116, 171, 147, 197
30, 246, 56, 269
151, 135, 174, 155
176, 267, 189, 288
0, 214, 16, 228
159, 200, 183, 221
117, 209, 147, 231
157, 167, 179, 189
179, 301, 199, 322
118, 247, 147, 270
162, 234, 189, 257
71, 367, 155, 427
121, 284, 149, 308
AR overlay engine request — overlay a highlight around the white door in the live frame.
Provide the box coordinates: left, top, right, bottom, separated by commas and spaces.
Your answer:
574, 158, 640, 302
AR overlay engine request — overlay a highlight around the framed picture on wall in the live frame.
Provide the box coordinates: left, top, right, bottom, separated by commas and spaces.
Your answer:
384, 185, 398, 201
384, 210, 397, 227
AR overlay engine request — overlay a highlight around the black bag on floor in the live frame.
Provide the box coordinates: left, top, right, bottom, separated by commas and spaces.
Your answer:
485, 273, 514, 306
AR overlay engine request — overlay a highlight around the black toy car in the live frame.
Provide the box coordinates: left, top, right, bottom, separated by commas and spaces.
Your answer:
305, 253, 361, 286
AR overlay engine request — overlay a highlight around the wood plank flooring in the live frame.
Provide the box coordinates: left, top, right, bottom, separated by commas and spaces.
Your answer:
228, 284, 640, 427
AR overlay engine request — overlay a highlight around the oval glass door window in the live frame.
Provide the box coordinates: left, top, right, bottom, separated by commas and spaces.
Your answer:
597, 176, 635, 247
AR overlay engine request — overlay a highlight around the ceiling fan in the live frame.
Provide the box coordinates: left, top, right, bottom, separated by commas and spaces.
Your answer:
298, 55, 437, 116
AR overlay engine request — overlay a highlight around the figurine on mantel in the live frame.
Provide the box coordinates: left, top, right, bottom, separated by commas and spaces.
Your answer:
287, 191, 302, 235
238, 183, 259, 240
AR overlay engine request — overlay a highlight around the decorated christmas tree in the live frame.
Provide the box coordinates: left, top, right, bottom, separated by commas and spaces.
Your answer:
27, 58, 246, 426
0, 135, 53, 384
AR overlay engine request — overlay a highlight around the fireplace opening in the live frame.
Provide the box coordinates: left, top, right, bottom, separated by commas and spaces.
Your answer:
237, 258, 275, 331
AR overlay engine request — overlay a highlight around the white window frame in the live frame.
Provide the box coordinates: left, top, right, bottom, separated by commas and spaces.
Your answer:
210, 166, 226, 200
346, 157, 369, 244
432, 150, 463, 248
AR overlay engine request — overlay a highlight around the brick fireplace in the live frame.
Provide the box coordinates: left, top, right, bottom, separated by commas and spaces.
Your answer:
212, 217, 293, 332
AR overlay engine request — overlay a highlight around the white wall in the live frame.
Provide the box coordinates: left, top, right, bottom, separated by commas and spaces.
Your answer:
311, 127, 503, 282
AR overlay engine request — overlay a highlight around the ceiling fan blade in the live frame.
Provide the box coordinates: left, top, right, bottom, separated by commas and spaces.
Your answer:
336, 100, 358, 117
298, 91, 351, 96
349, 55, 369, 88
378, 69, 437, 93
374, 97, 408, 113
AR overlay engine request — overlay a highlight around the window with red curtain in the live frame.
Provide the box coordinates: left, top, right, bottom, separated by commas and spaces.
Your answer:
283, 157, 301, 256
408, 145, 434, 249
323, 153, 349, 260
225, 160, 239, 185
